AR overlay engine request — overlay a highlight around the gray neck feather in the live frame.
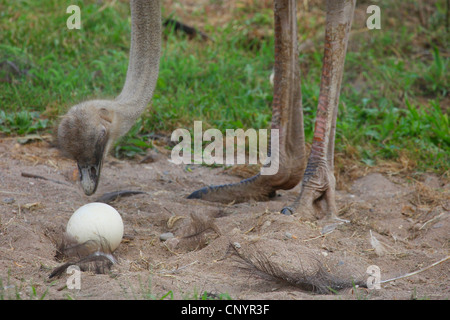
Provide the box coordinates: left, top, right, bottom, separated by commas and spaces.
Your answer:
115, 0, 161, 122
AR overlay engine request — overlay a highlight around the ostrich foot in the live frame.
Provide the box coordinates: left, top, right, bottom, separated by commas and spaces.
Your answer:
281, 165, 348, 231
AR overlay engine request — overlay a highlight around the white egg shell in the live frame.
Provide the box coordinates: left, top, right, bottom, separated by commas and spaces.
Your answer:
66, 202, 124, 251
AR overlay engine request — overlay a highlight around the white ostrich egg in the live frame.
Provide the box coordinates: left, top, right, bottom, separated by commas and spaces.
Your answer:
66, 202, 124, 252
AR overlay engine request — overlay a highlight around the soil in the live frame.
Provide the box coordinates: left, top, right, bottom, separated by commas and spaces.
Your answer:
0, 137, 448, 300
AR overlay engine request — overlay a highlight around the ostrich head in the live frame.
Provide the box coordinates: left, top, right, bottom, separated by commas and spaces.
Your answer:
57, 101, 115, 195
56, 0, 161, 195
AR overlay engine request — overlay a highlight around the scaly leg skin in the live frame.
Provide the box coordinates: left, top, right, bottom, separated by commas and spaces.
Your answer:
188, 0, 307, 204
281, 0, 356, 224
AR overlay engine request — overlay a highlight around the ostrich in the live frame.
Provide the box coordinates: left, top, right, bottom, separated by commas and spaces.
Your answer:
58, 0, 356, 221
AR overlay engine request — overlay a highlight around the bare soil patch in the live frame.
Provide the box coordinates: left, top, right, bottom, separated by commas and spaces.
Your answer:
0, 138, 448, 300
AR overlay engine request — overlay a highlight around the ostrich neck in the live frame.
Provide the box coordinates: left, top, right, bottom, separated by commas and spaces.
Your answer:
114, 0, 161, 131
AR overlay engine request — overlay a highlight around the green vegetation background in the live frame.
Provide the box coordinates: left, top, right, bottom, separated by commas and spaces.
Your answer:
0, 0, 448, 173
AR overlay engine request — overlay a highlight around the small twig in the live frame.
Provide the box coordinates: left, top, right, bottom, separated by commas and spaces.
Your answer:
158, 260, 198, 275
419, 211, 447, 230
21, 172, 72, 187
381, 256, 450, 284
303, 233, 325, 242
163, 206, 176, 216
0, 190, 28, 195
163, 242, 180, 256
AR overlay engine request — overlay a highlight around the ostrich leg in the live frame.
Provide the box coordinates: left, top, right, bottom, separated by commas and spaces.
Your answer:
281, 0, 356, 220
188, 0, 307, 203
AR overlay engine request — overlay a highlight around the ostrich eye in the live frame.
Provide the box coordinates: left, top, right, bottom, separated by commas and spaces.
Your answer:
99, 127, 107, 140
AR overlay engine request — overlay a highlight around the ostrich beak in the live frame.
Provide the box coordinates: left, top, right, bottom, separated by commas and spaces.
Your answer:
78, 161, 102, 196
77, 130, 108, 196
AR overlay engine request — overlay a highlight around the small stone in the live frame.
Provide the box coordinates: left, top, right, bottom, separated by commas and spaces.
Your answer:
284, 232, 293, 239
281, 207, 293, 215
159, 232, 174, 241
233, 242, 241, 249
261, 220, 271, 230
165, 237, 180, 250
3, 198, 15, 204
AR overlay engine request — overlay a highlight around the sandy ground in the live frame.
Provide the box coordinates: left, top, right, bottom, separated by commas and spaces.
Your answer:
0, 137, 448, 300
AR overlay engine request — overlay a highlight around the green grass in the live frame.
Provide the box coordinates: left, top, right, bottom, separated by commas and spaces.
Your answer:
0, 110, 48, 134
0, 274, 231, 300
0, 0, 448, 173
0, 274, 50, 300
126, 275, 232, 300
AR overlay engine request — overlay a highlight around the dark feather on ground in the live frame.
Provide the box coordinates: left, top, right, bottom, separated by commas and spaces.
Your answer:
231, 244, 366, 294
49, 251, 116, 279
180, 212, 221, 249
49, 233, 117, 278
